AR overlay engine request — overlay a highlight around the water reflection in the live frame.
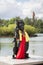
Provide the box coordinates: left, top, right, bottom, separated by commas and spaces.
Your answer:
0, 37, 13, 56
0, 42, 13, 56
0, 43, 1, 50
29, 37, 43, 56
0, 34, 43, 56
32, 49, 35, 55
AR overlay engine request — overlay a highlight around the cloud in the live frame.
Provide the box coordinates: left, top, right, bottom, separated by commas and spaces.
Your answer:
21, 0, 42, 18
0, 0, 43, 19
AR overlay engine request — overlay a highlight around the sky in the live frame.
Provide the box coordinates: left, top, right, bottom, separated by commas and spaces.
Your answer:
0, 0, 43, 19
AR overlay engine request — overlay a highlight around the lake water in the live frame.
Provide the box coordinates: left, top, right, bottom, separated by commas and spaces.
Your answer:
0, 34, 43, 57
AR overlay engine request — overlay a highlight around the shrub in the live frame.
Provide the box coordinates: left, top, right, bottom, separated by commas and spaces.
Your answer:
24, 25, 37, 36
0, 24, 38, 36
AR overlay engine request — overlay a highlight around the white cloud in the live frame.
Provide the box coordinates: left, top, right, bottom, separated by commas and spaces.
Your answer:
0, 0, 43, 19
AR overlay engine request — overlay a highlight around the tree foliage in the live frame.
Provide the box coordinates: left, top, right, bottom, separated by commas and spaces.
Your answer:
0, 17, 43, 36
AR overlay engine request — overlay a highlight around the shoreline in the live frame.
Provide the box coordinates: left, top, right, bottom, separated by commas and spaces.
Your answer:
0, 36, 14, 38
0, 34, 38, 38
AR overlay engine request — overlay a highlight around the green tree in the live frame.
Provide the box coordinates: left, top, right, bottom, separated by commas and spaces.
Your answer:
24, 17, 31, 25
9, 18, 15, 24
15, 16, 21, 21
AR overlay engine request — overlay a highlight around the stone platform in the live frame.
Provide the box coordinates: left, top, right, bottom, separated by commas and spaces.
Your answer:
0, 55, 43, 65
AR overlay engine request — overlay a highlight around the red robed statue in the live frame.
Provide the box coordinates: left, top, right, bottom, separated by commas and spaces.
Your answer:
13, 20, 29, 59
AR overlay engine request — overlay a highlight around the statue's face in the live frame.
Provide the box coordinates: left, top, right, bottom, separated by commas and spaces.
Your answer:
16, 20, 24, 31
19, 22, 24, 31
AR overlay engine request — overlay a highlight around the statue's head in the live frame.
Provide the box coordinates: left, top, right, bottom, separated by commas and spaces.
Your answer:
16, 20, 25, 31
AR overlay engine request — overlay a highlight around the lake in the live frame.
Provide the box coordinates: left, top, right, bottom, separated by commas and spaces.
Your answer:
0, 33, 43, 57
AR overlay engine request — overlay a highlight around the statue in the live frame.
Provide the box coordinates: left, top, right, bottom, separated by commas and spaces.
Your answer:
13, 20, 29, 59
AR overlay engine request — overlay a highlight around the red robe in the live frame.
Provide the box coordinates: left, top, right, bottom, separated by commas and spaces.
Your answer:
16, 35, 26, 59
